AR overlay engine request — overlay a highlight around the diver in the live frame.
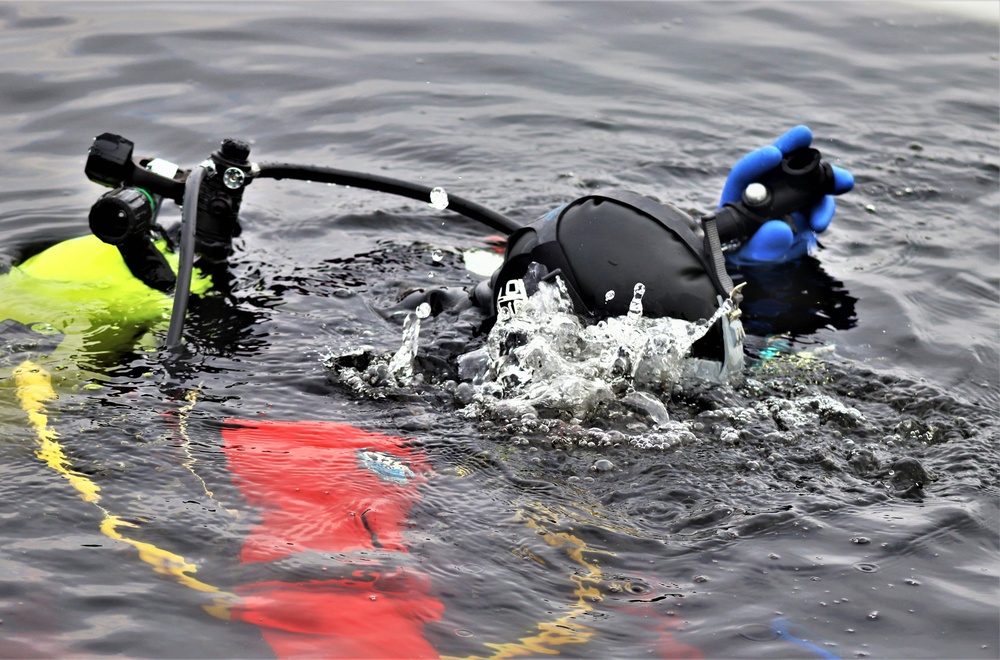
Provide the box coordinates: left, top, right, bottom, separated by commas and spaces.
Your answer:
0, 125, 854, 383
387, 124, 855, 385
1, 125, 854, 660
1, 124, 854, 384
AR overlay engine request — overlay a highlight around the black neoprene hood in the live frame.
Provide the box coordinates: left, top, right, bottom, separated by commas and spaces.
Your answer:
488, 191, 732, 361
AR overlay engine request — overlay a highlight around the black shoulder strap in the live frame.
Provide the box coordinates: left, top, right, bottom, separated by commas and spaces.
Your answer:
701, 213, 735, 294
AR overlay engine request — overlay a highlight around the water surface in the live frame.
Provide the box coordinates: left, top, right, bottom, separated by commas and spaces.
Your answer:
0, 3, 997, 659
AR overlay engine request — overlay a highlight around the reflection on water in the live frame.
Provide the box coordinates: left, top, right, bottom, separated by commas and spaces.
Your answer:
0, 2, 997, 659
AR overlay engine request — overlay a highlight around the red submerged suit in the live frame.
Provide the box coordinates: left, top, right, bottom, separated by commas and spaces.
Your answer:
221, 419, 443, 659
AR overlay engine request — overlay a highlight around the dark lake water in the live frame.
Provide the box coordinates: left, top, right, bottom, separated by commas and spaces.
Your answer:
0, 2, 997, 659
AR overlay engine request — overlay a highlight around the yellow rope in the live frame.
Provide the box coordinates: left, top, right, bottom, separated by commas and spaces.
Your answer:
14, 360, 620, 654
444, 505, 612, 660
13, 360, 236, 619
176, 386, 238, 518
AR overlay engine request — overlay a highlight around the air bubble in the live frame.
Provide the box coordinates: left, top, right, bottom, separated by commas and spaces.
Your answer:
737, 624, 778, 642
592, 459, 615, 473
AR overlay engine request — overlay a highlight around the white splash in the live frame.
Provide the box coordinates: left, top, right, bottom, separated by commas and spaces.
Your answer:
387, 304, 429, 384
627, 282, 645, 321
464, 277, 730, 422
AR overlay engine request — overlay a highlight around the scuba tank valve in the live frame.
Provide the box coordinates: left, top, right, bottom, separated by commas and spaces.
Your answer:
88, 186, 176, 293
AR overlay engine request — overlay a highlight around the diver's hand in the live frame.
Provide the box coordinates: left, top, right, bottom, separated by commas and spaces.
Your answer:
719, 125, 853, 265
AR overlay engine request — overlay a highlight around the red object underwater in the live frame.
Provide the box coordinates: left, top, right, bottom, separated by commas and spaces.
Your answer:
221, 419, 443, 659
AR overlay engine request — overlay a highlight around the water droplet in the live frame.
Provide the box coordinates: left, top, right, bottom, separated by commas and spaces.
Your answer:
370, 595, 378, 601
625, 582, 649, 594
388, 310, 425, 384
627, 283, 646, 321
867, 610, 879, 620
431, 249, 444, 263
455, 629, 474, 638
851, 536, 871, 545
692, 574, 709, 583
904, 578, 921, 586
416, 302, 431, 319
853, 562, 881, 573
604, 289, 615, 302
429, 186, 449, 210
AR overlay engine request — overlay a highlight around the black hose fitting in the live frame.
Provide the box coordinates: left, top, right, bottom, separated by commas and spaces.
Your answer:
711, 147, 837, 245
88, 186, 176, 292
86, 133, 186, 202
194, 139, 253, 261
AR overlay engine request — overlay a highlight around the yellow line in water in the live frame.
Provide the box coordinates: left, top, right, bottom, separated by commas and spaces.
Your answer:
445, 507, 610, 660
15, 360, 621, 655
13, 360, 235, 620
176, 386, 238, 518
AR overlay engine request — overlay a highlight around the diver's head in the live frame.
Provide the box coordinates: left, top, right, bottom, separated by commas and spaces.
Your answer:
477, 191, 744, 382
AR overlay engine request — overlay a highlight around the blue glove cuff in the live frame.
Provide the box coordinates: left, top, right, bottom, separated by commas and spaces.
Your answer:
726, 221, 817, 266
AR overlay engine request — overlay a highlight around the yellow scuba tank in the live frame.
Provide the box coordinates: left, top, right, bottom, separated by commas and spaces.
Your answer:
0, 234, 211, 373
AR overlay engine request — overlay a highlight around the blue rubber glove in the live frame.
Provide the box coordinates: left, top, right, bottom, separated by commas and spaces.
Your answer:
720, 125, 854, 265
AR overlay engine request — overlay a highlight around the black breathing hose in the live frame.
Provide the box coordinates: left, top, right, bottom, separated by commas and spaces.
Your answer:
255, 162, 521, 235
162, 160, 516, 348
165, 165, 204, 349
